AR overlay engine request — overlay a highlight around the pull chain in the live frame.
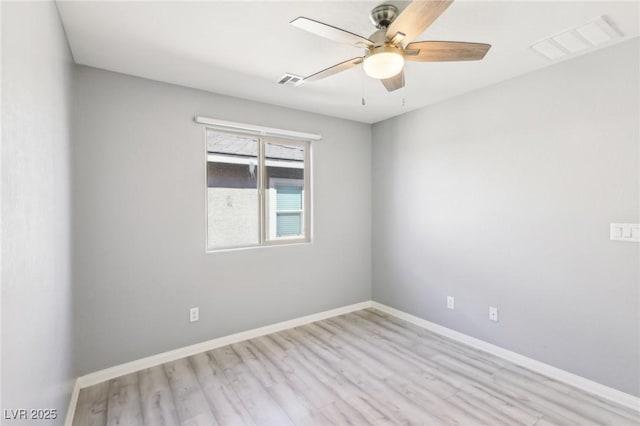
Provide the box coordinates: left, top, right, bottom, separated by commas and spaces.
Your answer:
401, 79, 406, 107
361, 67, 366, 106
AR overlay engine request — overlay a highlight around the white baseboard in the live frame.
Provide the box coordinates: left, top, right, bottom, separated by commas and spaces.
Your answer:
76, 300, 373, 389
67, 298, 639, 421
64, 379, 81, 426
371, 301, 640, 413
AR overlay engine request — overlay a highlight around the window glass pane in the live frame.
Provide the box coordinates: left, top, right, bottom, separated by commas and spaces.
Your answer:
207, 131, 259, 250
276, 185, 302, 210
266, 141, 306, 241
276, 213, 302, 236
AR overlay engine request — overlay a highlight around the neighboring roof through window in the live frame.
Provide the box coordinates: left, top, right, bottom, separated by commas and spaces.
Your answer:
207, 132, 303, 161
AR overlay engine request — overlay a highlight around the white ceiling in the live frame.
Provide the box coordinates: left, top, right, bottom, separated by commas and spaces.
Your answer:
56, 1, 639, 124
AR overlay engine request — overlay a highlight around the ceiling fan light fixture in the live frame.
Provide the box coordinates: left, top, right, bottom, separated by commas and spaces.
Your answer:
363, 46, 405, 80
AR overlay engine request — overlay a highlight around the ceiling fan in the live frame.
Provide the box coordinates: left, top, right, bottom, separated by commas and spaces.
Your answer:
290, 0, 491, 92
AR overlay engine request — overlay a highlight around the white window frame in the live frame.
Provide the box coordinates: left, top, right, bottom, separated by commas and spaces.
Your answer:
205, 128, 312, 252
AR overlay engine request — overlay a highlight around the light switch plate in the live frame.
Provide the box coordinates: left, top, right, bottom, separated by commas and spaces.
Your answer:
610, 223, 640, 242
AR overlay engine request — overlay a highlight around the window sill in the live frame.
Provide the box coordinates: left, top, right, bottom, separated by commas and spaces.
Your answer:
205, 240, 312, 254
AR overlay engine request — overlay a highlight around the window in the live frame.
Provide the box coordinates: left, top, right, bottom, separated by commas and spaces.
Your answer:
206, 129, 311, 251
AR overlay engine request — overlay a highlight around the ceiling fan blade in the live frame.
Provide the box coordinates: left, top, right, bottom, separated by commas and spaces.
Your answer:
291, 17, 373, 48
304, 57, 364, 82
386, 1, 453, 45
405, 41, 491, 61
381, 71, 405, 92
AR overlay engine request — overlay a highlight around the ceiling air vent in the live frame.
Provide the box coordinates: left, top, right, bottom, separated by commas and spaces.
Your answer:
530, 16, 622, 61
277, 73, 304, 87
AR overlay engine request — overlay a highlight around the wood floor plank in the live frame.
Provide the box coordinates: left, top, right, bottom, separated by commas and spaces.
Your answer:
357, 308, 498, 364
73, 381, 109, 426
445, 390, 531, 426
73, 309, 640, 426
106, 372, 143, 426
231, 340, 333, 425
210, 346, 294, 425
533, 418, 561, 426
456, 381, 543, 425
282, 325, 445, 424
349, 310, 522, 390
491, 367, 628, 425
248, 336, 331, 399
502, 362, 640, 424
301, 322, 491, 425
275, 333, 409, 424
319, 318, 469, 406
360, 312, 628, 422
267, 382, 332, 425
353, 310, 507, 373
139, 365, 181, 426
343, 394, 402, 425
252, 335, 344, 407
231, 341, 281, 387
164, 357, 218, 426
189, 351, 255, 426
319, 399, 370, 426
269, 329, 402, 422
325, 315, 462, 388
294, 323, 394, 379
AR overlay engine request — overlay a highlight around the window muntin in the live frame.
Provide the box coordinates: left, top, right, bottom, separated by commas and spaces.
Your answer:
206, 129, 310, 251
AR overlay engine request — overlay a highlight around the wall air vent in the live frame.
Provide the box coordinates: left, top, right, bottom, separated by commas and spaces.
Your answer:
531, 16, 622, 61
277, 73, 305, 87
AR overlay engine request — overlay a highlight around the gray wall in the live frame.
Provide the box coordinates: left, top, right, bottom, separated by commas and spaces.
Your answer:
72, 66, 372, 375
372, 38, 640, 396
1, 1, 75, 421
3, 3, 636, 411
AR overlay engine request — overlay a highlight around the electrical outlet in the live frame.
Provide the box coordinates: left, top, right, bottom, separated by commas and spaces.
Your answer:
447, 296, 455, 310
189, 307, 199, 323
489, 306, 498, 322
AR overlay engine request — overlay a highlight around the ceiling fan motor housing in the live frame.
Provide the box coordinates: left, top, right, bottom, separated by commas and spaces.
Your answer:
369, 4, 399, 29
369, 29, 390, 47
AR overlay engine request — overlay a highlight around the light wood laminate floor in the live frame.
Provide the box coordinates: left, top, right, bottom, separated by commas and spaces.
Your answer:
73, 309, 640, 426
